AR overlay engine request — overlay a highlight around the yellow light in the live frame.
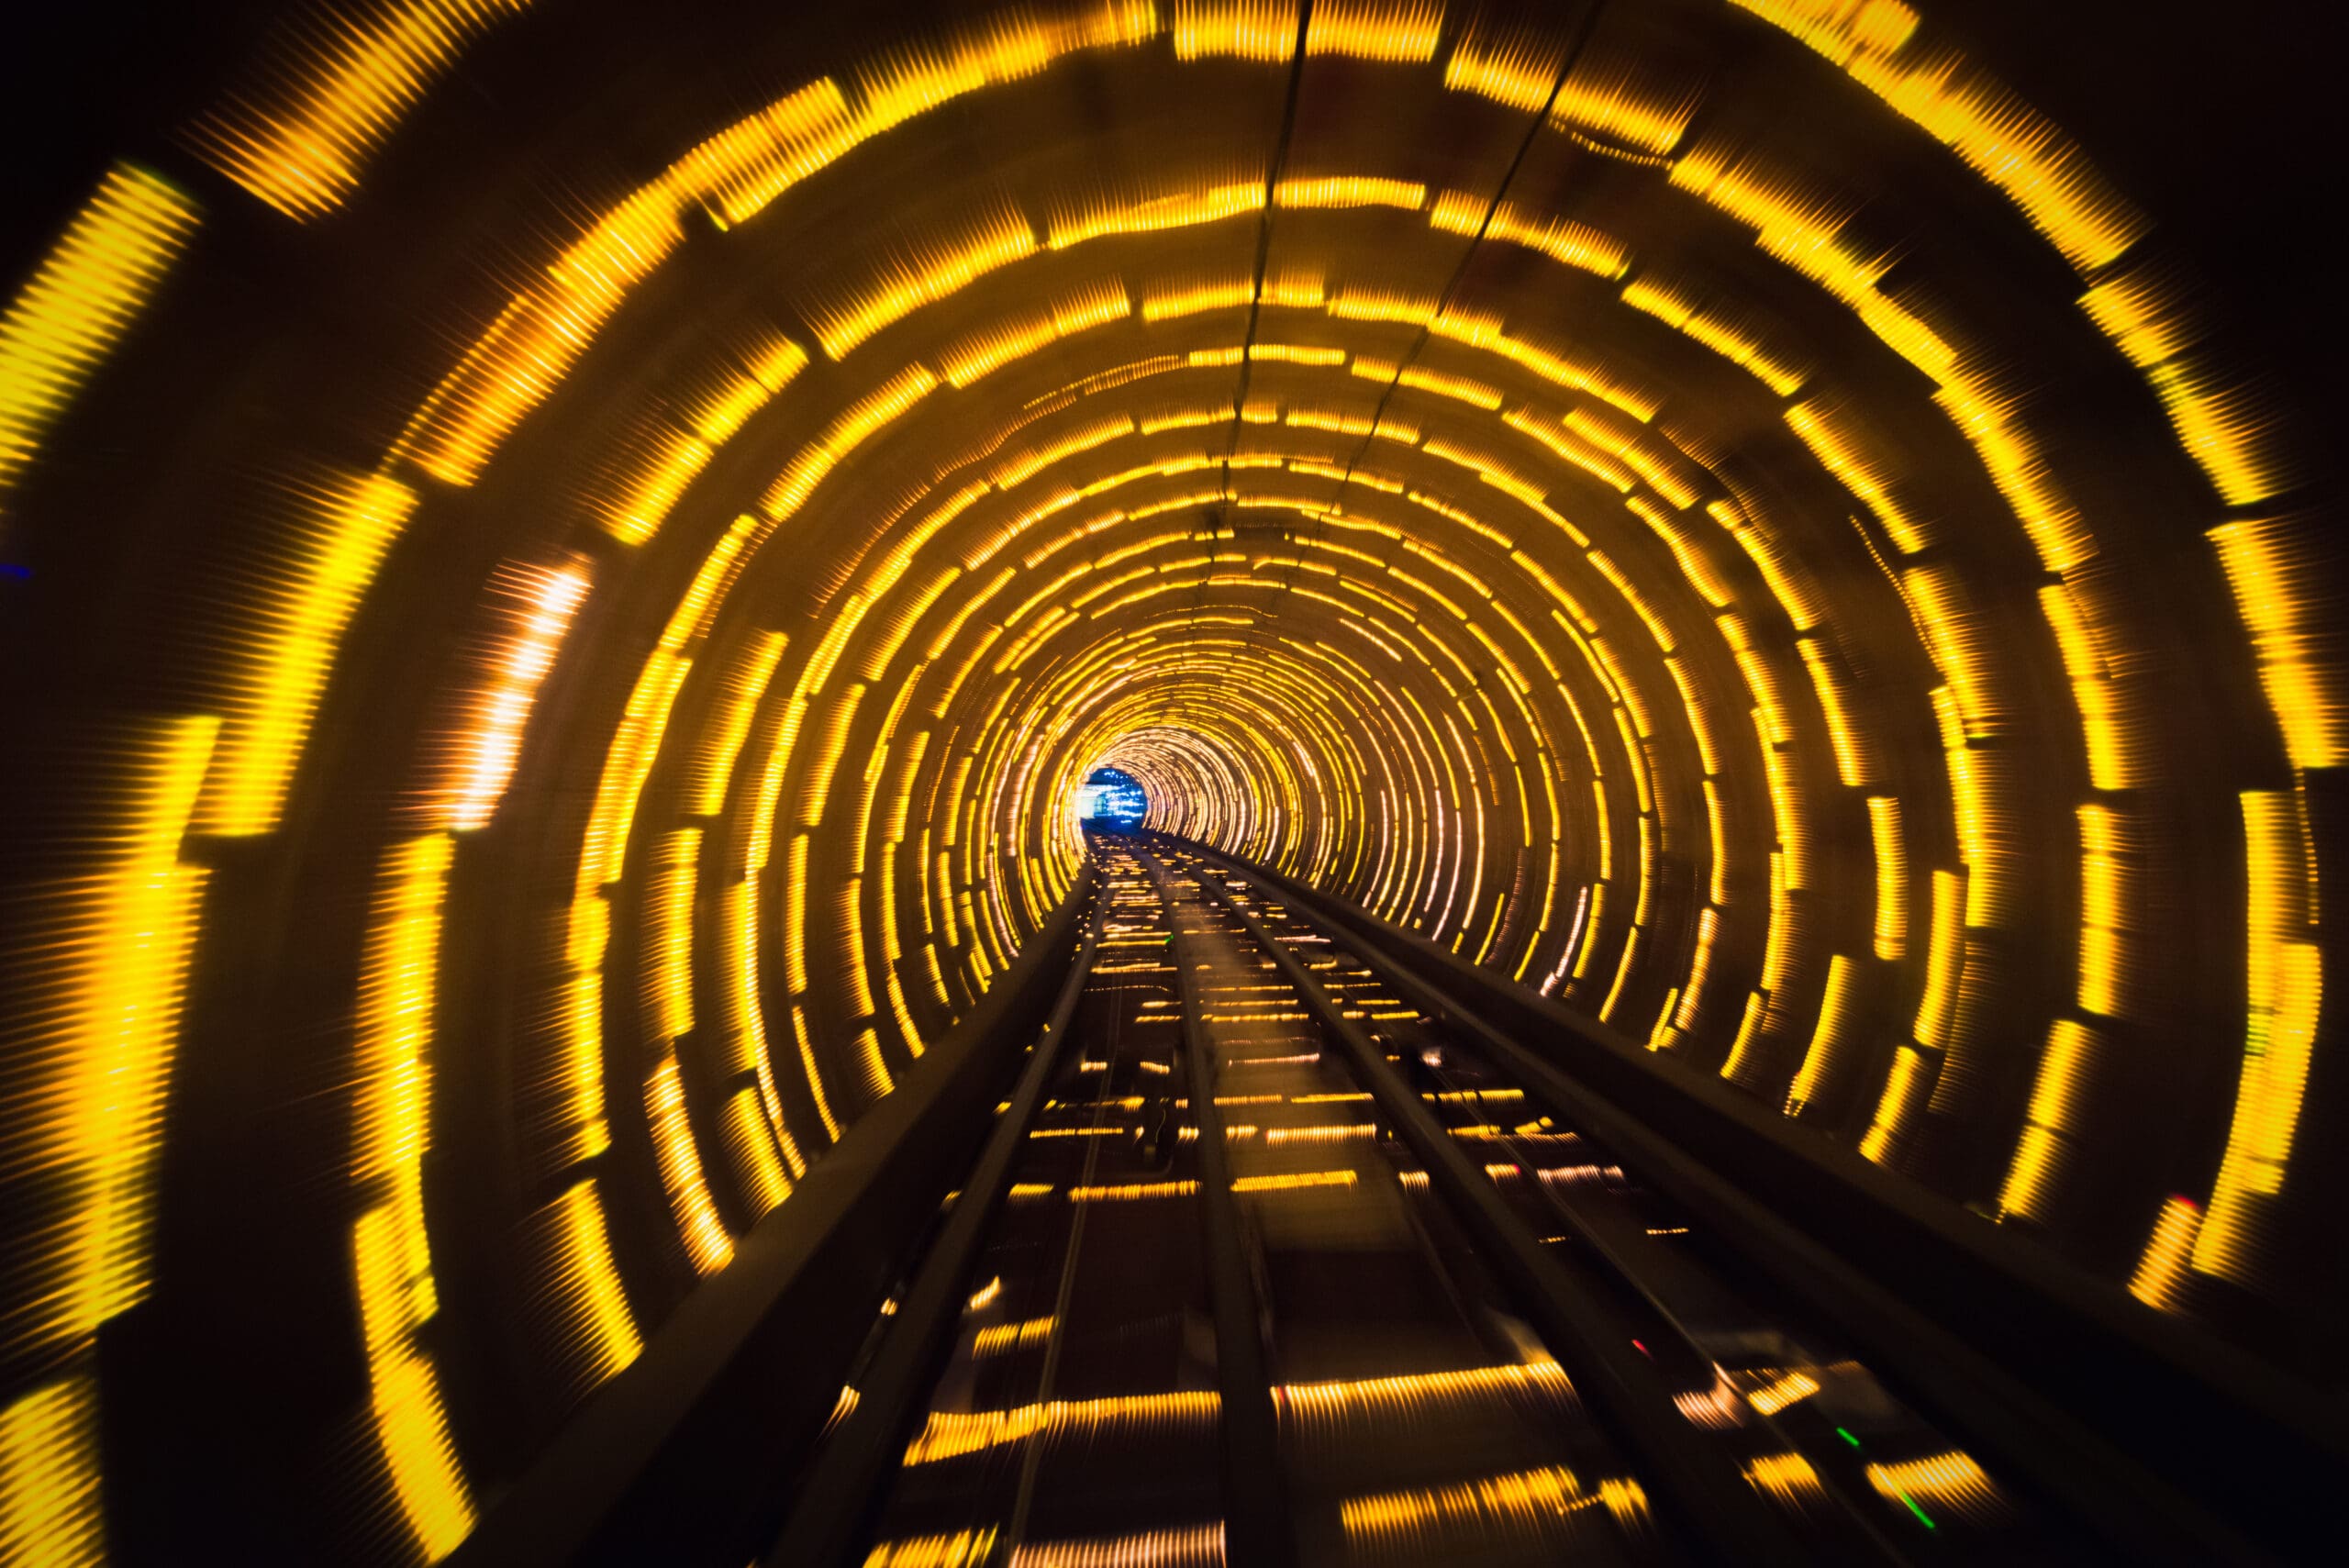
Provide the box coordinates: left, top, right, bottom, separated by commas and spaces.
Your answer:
0, 163, 197, 517
596, 343, 807, 542
584, 649, 695, 893
2075, 803, 2142, 1020
1785, 957, 1860, 1112
198, 470, 419, 836
1443, 21, 1562, 112
2079, 269, 2191, 367
905, 1390, 1219, 1464
764, 366, 941, 517
1263, 1124, 1376, 1145
1735, 0, 2142, 270
350, 831, 460, 1463
1715, 503, 1824, 632
2195, 792, 2322, 1282
670, 80, 858, 227
1933, 377, 2089, 573
445, 561, 591, 831
1783, 400, 1923, 554
1174, 0, 1299, 61
644, 831, 699, 1042
1066, 1179, 1203, 1204
1998, 1018, 2103, 1221
1750, 1369, 1822, 1416
2128, 1195, 2203, 1313
1634, 497, 1734, 607
1553, 62, 1698, 157
1395, 366, 1501, 410
863, 1528, 997, 1567
1250, 342, 1346, 366
1047, 179, 1264, 250
1622, 278, 1806, 395
1908, 578, 1998, 754
1562, 406, 1700, 508
842, 9, 1106, 135
937, 311, 1052, 387
647, 1056, 733, 1274
1503, 410, 1636, 495
1864, 1450, 2005, 1527
1867, 796, 1906, 961
1734, 1454, 1822, 1518
1438, 195, 1630, 279
354, 1202, 474, 1561
1913, 868, 1964, 1052
972, 1316, 1056, 1356
0, 1375, 105, 1567
1142, 277, 1253, 322
2209, 517, 2344, 771
53, 716, 219, 1337
2078, 272, 2286, 505
1797, 636, 1872, 785
720, 1088, 792, 1216
1275, 174, 1427, 209
687, 631, 789, 817
547, 1180, 642, 1383
805, 203, 1039, 359
995, 415, 1134, 490
1305, 0, 1441, 61
1859, 1043, 1931, 1167
1586, 551, 1675, 654
392, 185, 685, 485
2037, 582, 2133, 790
1011, 1524, 1225, 1567
1720, 992, 1769, 1084
600, 433, 711, 548
187, 3, 530, 219
1279, 1360, 1573, 1435
1339, 1465, 1590, 1545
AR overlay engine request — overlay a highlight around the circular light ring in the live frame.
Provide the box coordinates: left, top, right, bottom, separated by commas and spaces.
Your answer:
472, 36, 2292, 1436
0, 5, 2328, 1560
443, 272, 2179, 1436
817, 408, 1879, 1065
485, 309, 2142, 1483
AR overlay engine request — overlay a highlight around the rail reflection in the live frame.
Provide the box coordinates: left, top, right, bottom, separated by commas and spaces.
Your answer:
794, 831, 2073, 1566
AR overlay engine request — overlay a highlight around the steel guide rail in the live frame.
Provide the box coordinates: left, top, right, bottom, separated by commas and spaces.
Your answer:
445, 870, 1098, 1568
1168, 851, 1811, 1566
1173, 853, 1931, 1565
1135, 845, 1297, 1568
765, 884, 1108, 1566
1169, 832, 2318, 1565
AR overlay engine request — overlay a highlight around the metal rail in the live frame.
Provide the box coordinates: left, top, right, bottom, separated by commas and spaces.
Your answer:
450, 871, 1098, 1568
1171, 832, 2336, 1564
764, 886, 1108, 1566
1135, 846, 1296, 1568
1175, 853, 1811, 1565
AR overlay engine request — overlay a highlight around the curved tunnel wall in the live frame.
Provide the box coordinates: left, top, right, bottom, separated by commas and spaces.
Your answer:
0, 0, 2337, 1559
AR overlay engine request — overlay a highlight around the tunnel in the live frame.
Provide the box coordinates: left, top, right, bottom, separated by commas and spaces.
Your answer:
0, 0, 2341, 1562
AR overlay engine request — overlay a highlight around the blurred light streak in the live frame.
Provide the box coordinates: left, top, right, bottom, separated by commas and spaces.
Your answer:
2193, 792, 2321, 1283
186, 0, 532, 220
198, 469, 418, 836
52, 716, 220, 1335
0, 164, 197, 528
443, 560, 590, 831
351, 833, 474, 1559
0, 1374, 104, 1566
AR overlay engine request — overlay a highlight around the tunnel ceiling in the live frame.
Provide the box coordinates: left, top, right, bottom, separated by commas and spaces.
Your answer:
0, 0, 2339, 1561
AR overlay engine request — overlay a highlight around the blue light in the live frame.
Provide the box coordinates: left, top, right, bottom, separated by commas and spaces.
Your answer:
1075, 765, 1147, 827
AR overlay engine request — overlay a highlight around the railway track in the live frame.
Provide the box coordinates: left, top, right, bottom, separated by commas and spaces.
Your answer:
769, 833, 2079, 1567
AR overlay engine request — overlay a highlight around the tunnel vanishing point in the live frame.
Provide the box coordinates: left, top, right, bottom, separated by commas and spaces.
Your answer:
0, 1, 2343, 1563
